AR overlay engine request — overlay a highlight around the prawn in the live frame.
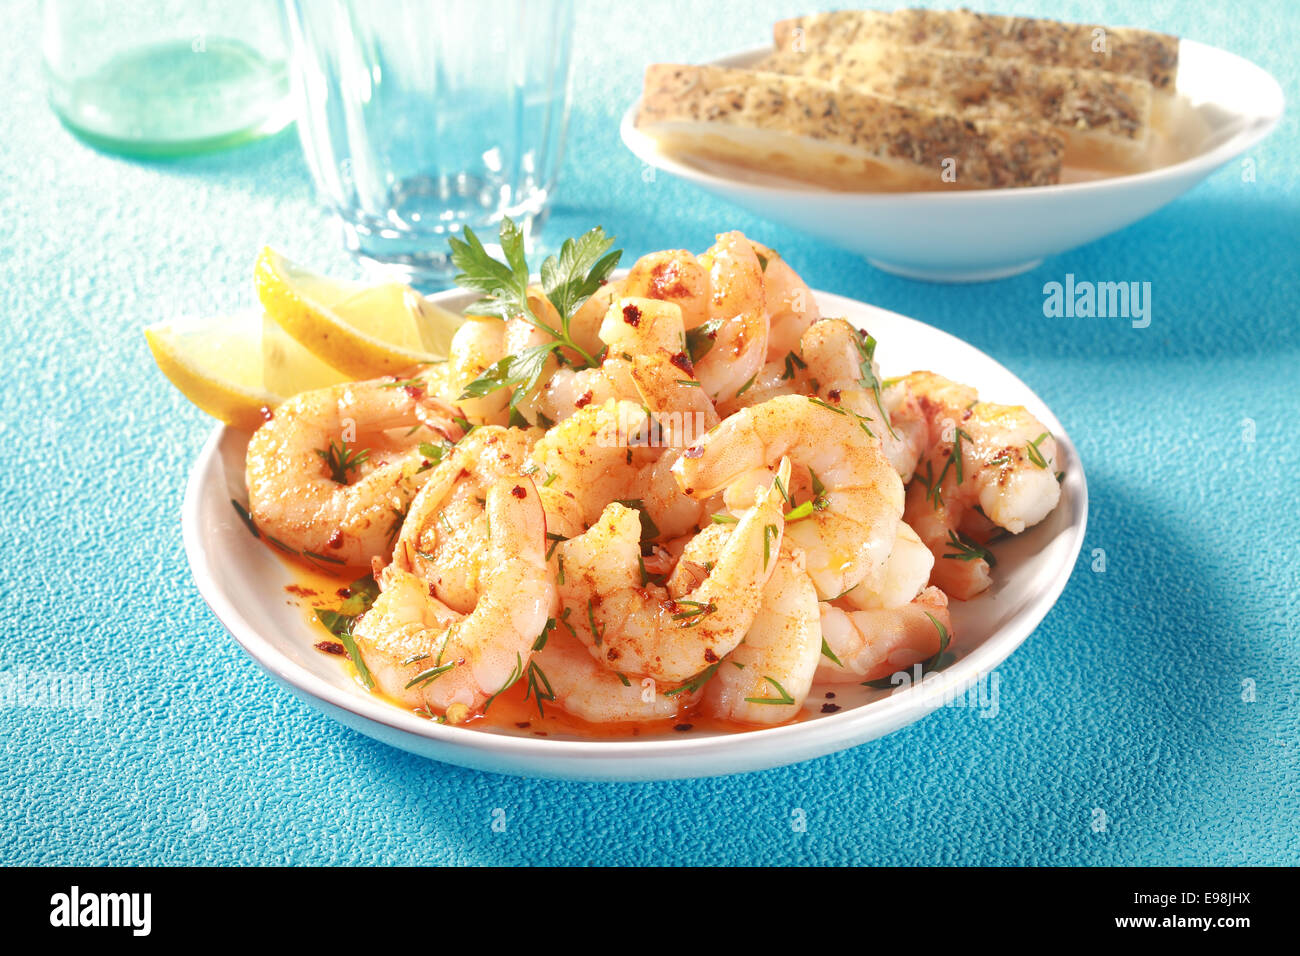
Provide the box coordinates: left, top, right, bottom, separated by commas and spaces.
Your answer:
817, 586, 953, 683
392, 426, 557, 614
350, 477, 554, 719
529, 627, 700, 723
800, 318, 927, 482
620, 249, 712, 330
556, 465, 788, 683
751, 241, 821, 362
672, 394, 903, 600
702, 542, 822, 725
838, 520, 934, 611
528, 398, 705, 539
446, 316, 510, 426
904, 458, 991, 600
895, 371, 1061, 599
693, 232, 769, 404
245, 378, 464, 568
526, 297, 691, 427
893, 371, 1061, 535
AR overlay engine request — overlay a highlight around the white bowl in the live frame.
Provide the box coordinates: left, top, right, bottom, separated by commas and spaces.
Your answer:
621, 39, 1283, 282
183, 286, 1088, 781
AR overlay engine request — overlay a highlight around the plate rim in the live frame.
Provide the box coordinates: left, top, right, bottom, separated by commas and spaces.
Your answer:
620, 37, 1285, 201
182, 289, 1089, 774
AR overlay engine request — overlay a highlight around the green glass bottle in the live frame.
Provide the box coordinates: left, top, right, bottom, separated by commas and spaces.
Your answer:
42, 0, 292, 158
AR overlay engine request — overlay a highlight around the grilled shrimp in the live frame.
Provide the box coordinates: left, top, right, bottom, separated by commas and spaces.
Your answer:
839, 520, 934, 611
350, 477, 555, 719
392, 426, 542, 613
620, 249, 712, 330
613, 297, 719, 444
817, 586, 952, 683
528, 398, 705, 539
892, 371, 1061, 534
530, 628, 699, 723
530, 360, 638, 427
693, 232, 769, 403
904, 456, 991, 600
600, 296, 688, 355
751, 241, 820, 362
703, 544, 822, 724
891, 371, 1061, 599
446, 316, 510, 426
801, 318, 926, 482
672, 394, 903, 600
245, 379, 464, 568
527, 296, 698, 427
716, 350, 817, 419
557, 466, 788, 683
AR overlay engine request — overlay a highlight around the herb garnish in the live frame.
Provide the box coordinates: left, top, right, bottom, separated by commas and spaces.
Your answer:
820, 638, 844, 667
314, 575, 381, 690
952, 427, 972, 485
418, 440, 453, 470
452, 219, 621, 409
316, 439, 369, 484
1026, 432, 1050, 469
544, 531, 567, 561
586, 599, 605, 646
685, 318, 724, 363
670, 599, 717, 628
613, 499, 661, 543
744, 676, 796, 705
942, 529, 996, 567
851, 330, 900, 440
483, 652, 524, 711
523, 659, 556, 717
763, 523, 779, 569
664, 661, 722, 697
404, 662, 457, 690
780, 350, 807, 381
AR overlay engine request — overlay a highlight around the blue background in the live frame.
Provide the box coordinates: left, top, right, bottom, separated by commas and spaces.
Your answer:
3, 0, 1296, 865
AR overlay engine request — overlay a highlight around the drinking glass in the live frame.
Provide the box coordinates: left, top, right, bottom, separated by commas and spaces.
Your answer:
281, 0, 574, 288
42, 0, 292, 157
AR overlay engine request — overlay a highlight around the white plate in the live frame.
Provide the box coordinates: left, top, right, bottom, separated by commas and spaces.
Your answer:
621, 39, 1283, 282
183, 286, 1088, 781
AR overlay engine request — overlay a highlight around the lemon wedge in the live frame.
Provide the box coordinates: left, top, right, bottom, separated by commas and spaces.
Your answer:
261, 314, 350, 396
254, 247, 465, 378
145, 312, 283, 431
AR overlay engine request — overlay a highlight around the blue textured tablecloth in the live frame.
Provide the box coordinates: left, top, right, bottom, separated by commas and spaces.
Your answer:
3, 0, 1297, 866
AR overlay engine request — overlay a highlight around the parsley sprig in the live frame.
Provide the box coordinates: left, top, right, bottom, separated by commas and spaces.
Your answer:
452, 219, 622, 413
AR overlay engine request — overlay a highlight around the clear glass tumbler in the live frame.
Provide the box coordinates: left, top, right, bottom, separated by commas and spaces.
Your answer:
281, 0, 574, 288
42, 0, 292, 157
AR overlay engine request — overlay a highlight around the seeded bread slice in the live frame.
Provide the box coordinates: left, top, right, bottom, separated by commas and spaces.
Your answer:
755, 43, 1156, 170
636, 63, 1064, 191
774, 9, 1179, 90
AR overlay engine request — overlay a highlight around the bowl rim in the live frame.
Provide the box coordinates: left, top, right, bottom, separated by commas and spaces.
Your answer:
620, 37, 1285, 202
183, 286, 1090, 770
